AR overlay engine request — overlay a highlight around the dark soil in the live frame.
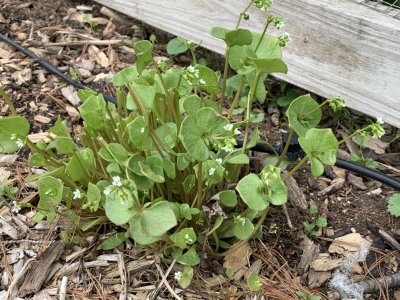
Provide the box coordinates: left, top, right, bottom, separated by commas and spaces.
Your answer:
1, 0, 400, 299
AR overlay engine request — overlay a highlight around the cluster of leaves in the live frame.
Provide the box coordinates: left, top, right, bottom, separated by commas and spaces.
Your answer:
0, 0, 386, 292
303, 204, 327, 237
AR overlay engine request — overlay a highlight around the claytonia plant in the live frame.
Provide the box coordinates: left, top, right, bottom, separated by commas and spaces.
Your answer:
0, 0, 387, 291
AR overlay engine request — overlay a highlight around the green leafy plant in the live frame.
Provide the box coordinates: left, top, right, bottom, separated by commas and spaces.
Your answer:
0, 178, 20, 213
388, 193, 400, 217
295, 291, 321, 300
69, 67, 80, 82
349, 153, 378, 169
266, 81, 299, 107
0, 0, 386, 291
303, 204, 327, 237
83, 14, 98, 30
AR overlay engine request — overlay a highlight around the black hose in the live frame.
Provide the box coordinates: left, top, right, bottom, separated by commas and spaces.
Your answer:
0, 33, 117, 105
2, 33, 400, 191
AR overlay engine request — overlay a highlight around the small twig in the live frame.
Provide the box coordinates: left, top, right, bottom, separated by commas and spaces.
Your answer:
1, 241, 13, 281
117, 250, 127, 300
59, 276, 68, 300
282, 204, 293, 229
5, 258, 36, 300
43, 40, 122, 47
155, 260, 183, 300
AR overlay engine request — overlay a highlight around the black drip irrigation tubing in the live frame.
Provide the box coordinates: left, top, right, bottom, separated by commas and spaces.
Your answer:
1, 33, 400, 191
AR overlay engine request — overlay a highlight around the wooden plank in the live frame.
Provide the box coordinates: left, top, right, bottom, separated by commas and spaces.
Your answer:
94, 0, 400, 128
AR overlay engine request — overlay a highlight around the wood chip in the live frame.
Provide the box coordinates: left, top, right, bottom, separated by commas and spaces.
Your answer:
0, 218, 18, 239
88, 45, 110, 68
61, 85, 81, 106
223, 242, 251, 273
33, 115, 52, 124
310, 257, 342, 271
18, 240, 65, 297
297, 232, 320, 274
307, 269, 332, 289
328, 233, 370, 254
348, 173, 367, 190
284, 171, 308, 210
28, 132, 57, 143
12, 68, 32, 84
317, 177, 345, 197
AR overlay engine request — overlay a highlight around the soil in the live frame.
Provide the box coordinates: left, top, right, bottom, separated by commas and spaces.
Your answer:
1, 0, 400, 299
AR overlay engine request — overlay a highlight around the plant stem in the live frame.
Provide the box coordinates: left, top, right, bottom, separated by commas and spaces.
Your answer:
0, 85, 17, 116
254, 20, 272, 53
196, 162, 203, 210
281, 155, 308, 182
227, 75, 245, 119
219, 47, 231, 107
241, 72, 260, 152
235, 0, 255, 29
275, 128, 294, 167
298, 99, 331, 122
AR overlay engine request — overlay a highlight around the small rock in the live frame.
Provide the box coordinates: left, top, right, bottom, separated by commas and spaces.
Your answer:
308, 177, 318, 190
348, 173, 367, 190
367, 188, 382, 196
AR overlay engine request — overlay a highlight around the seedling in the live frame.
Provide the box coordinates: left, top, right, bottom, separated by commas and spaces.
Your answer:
303, 204, 327, 237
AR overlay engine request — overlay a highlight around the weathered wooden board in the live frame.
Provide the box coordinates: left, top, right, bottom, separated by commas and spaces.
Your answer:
94, 0, 400, 128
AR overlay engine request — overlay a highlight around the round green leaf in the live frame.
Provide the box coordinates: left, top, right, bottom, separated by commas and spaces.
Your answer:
105, 189, 135, 225
236, 174, 268, 211
180, 107, 230, 162
112, 66, 139, 86
176, 246, 200, 266
0, 116, 30, 153
166, 37, 188, 55
219, 190, 237, 207
38, 177, 63, 206
140, 201, 177, 237
298, 128, 338, 177
79, 94, 106, 129
232, 217, 254, 240
286, 94, 322, 137
129, 214, 162, 245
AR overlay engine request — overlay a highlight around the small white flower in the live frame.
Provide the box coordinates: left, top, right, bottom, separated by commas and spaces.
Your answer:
236, 216, 246, 226
174, 271, 182, 281
199, 79, 206, 85
209, 167, 216, 176
104, 188, 110, 196
187, 65, 195, 73
222, 146, 233, 153
276, 20, 285, 29
216, 158, 222, 164
12, 201, 21, 213
234, 128, 241, 135
224, 124, 233, 131
16, 138, 24, 148
112, 176, 122, 186
10, 134, 17, 140
376, 117, 384, 124
73, 189, 81, 199
342, 103, 346, 108
184, 234, 194, 243
140, 127, 145, 133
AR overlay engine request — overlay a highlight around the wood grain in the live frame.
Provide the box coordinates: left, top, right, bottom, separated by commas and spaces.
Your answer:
93, 0, 400, 127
